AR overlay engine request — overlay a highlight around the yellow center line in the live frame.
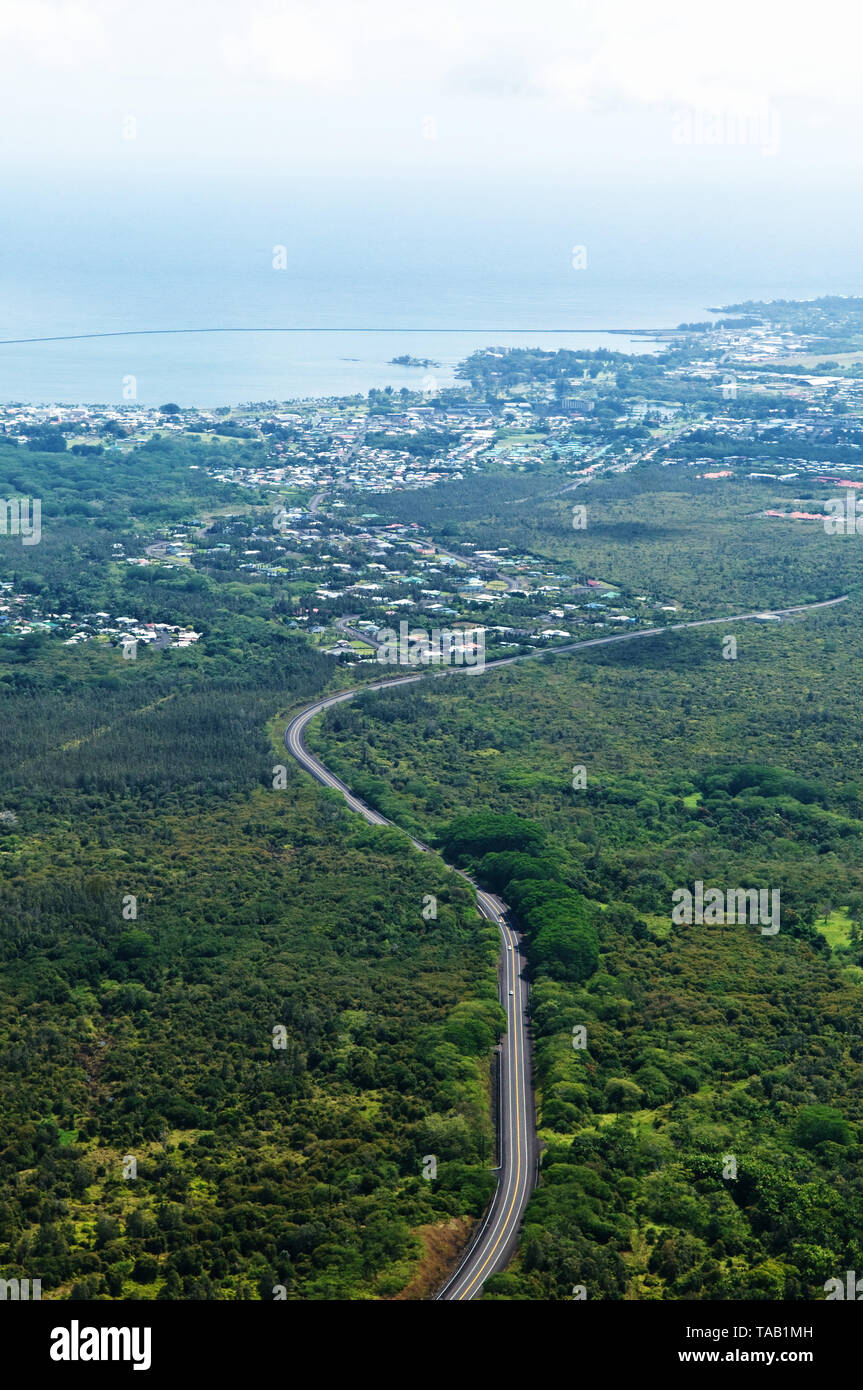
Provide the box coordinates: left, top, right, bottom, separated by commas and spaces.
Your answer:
457, 899, 524, 1299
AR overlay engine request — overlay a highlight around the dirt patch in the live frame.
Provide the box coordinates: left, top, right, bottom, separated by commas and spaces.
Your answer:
76, 1036, 111, 1093
393, 1217, 474, 1300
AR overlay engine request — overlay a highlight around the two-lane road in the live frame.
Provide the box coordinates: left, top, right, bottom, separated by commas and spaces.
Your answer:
283, 592, 849, 1299
284, 678, 536, 1300
435, 885, 534, 1299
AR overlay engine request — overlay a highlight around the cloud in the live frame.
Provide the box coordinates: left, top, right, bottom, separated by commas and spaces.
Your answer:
218, 7, 353, 86
2, 0, 861, 177
0, 0, 108, 66
533, 0, 863, 114
215, 0, 863, 117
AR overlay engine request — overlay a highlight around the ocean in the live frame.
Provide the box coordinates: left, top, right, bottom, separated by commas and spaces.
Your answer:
3, 172, 862, 406
0, 329, 667, 408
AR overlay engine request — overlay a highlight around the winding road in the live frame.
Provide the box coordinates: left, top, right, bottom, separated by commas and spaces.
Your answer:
282, 591, 848, 1300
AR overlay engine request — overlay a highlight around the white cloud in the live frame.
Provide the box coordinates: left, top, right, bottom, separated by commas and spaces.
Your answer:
216, 0, 863, 116
2, 0, 862, 176
532, 0, 863, 114
215, 1, 470, 89
218, 7, 352, 86
0, 0, 108, 66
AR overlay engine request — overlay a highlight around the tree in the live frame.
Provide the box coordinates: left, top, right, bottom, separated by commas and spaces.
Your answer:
477, 851, 561, 893
792, 1105, 853, 1150
530, 912, 599, 982
437, 811, 547, 862
26, 427, 66, 452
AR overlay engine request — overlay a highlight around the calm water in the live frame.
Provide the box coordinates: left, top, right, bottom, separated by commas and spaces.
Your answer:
0, 329, 666, 407
3, 173, 862, 405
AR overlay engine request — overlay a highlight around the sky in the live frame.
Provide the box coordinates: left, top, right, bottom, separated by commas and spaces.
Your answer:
2, 0, 861, 178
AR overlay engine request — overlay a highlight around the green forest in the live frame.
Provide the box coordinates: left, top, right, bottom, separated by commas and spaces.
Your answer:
0, 437, 505, 1299
0, 628, 504, 1298
313, 594, 863, 1299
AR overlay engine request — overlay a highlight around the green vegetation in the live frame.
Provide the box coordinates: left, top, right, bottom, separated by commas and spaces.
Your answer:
0, 441, 504, 1301
315, 578, 863, 1299
438, 812, 598, 982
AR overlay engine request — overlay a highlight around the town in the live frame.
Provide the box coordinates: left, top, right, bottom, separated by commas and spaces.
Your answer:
5, 303, 863, 662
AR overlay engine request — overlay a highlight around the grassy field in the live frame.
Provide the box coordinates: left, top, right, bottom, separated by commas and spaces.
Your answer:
818, 906, 855, 948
